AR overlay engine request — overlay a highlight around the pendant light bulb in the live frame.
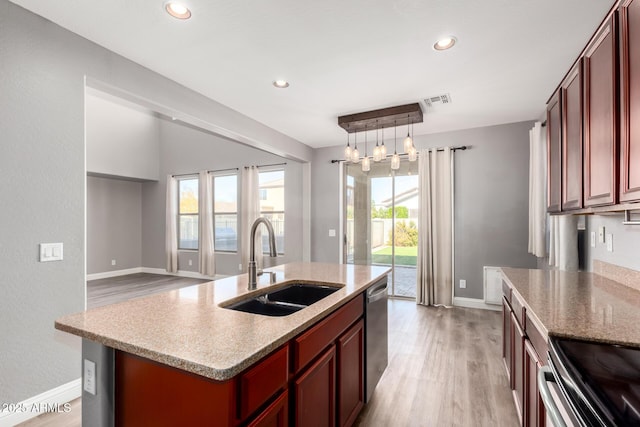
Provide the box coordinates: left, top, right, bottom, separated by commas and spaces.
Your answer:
352, 146, 360, 163
380, 127, 387, 158
344, 127, 352, 162
373, 125, 381, 161
362, 155, 370, 172
403, 116, 413, 153
391, 152, 400, 170
408, 145, 417, 162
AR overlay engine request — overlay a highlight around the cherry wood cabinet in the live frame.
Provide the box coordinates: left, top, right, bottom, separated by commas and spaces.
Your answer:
583, 16, 618, 207
562, 63, 584, 210
502, 296, 512, 384
337, 319, 364, 427
547, 90, 563, 213
525, 341, 545, 427
248, 390, 289, 427
619, 0, 640, 202
511, 312, 525, 421
295, 345, 336, 427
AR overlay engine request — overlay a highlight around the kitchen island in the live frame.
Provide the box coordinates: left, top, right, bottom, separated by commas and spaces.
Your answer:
56, 262, 390, 426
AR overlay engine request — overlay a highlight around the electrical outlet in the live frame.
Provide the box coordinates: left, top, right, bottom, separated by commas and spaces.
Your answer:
238, 263, 243, 271
328, 229, 336, 237
606, 234, 613, 252
459, 279, 467, 289
599, 226, 605, 243
83, 359, 96, 395
590, 231, 596, 248
111, 259, 116, 266
188, 259, 193, 266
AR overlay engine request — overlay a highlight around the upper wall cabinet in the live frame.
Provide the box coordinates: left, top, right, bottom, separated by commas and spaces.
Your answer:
619, 0, 640, 202
562, 62, 584, 210
583, 16, 619, 207
547, 90, 563, 213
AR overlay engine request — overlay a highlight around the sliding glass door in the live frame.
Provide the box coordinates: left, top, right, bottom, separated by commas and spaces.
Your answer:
344, 160, 419, 298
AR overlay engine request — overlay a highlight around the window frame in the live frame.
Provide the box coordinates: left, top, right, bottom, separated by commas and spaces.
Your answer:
177, 175, 199, 251
213, 172, 239, 253
258, 167, 285, 255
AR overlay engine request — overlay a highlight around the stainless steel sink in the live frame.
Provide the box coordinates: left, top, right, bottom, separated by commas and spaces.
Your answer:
223, 283, 340, 317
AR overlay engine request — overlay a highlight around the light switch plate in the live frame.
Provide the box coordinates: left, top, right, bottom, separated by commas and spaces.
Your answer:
39, 243, 63, 262
83, 359, 96, 395
590, 231, 596, 248
459, 279, 467, 289
606, 234, 613, 252
328, 229, 336, 237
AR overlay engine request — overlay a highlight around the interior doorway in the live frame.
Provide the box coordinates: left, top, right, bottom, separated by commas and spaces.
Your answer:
344, 160, 419, 298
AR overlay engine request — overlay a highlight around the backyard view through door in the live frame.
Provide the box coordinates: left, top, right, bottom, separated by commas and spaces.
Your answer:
345, 161, 418, 298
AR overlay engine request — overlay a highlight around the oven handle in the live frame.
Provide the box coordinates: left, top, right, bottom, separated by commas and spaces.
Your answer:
538, 366, 568, 427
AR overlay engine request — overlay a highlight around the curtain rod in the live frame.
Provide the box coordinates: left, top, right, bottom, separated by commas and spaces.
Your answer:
330, 145, 468, 163
244, 162, 287, 169
172, 167, 239, 178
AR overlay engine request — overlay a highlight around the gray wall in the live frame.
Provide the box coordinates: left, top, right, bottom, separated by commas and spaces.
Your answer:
310, 121, 538, 299
87, 177, 142, 274
141, 119, 305, 276
0, 0, 309, 404
86, 92, 160, 181
584, 214, 640, 272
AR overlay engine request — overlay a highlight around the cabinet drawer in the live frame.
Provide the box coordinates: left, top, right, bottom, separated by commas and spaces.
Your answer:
240, 345, 289, 420
294, 296, 363, 373
512, 292, 526, 327
525, 312, 548, 364
247, 390, 288, 427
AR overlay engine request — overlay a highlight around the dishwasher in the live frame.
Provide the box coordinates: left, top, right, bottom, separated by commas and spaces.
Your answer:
365, 276, 388, 402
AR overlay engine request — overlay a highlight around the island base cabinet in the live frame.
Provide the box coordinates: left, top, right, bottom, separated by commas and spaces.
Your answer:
248, 390, 288, 427
114, 351, 235, 427
337, 319, 364, 427
295, 345, 336, 427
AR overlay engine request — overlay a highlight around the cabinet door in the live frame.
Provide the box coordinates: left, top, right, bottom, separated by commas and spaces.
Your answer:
584, 16, 618, 207
562, 63, 584, 210
337, 320, 364, 427
511, 312, 525, 423
620, 0, 640, 202
247, 390, 288, 427
502, 297, 512, 385
547, 90, 563, 212
295, 345, 336, 427
524, 341, 545, 427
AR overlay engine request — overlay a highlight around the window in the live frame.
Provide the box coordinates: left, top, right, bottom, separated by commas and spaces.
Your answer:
259, 169, 285, 254
178, 177, 198, 250
214, 174, 238, 252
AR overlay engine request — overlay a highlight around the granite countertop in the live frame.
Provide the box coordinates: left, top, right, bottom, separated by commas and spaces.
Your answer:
55, 262, 390, 381
501, 267, 640, 348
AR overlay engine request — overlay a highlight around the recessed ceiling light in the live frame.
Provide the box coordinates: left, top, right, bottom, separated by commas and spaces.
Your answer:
434, 36, 457, 51
165, 2, 191, 20
273, 80, 290, 88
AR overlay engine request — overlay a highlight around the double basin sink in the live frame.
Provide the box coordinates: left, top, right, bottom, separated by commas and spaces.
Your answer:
223, 282, 340, 317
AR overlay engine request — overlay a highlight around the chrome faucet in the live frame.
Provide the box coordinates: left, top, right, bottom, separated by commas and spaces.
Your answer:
248, 217, 277, 290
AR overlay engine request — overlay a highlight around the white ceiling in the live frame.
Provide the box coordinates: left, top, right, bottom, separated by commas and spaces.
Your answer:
10, 0, 613, 148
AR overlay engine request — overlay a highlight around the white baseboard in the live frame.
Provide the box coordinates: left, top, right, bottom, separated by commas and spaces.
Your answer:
0, 379, 81, 427
453, 296, 501, 312
87, 267, 225, 282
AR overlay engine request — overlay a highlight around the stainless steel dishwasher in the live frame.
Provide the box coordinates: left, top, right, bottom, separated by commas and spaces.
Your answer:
365, 276, 388, 402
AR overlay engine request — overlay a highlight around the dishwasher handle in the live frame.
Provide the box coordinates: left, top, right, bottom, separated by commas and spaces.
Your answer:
538, 366, 568, 427
367, 282, 388, 303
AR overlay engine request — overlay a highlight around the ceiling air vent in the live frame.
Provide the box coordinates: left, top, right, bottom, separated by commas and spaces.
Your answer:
424, 93, 452, 108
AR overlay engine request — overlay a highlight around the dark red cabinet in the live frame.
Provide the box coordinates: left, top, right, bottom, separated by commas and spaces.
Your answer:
583, 16, 618, 207
511, 312, 525, 421
502, 296, 512, 384
562, 63, 584, 210
525, 341, 545, 427
620, 0, 640, 202
248, 390, 289, 427
337, 319, 364, 427
295, 345, 337, 427
547, 90, 563, 213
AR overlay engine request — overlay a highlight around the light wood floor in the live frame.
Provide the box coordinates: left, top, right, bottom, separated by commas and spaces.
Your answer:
21, 300, 517, 427
87, 273, 210, 309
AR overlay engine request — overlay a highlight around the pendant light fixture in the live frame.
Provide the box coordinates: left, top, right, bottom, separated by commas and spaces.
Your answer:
380, 126, 387, 159
362, 126, 370, 172
403, 114, 413, 153
408, 121, 417, 161
344, 125, 352, 161
372, 120, 381, 161
391, 122, 400, 170
351, 130, 360, 163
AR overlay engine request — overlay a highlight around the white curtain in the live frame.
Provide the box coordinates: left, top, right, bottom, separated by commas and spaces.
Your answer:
165, 175, 178, 273
549, 215, 578, 270
241, 166, 262, 272
528, 121, 547, 257
417, 147, 454, 307
198, 171, 216, 276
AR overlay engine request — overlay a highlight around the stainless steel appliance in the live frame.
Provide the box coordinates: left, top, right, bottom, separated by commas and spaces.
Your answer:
539, 336, 640, 426
365, 276, 388, 402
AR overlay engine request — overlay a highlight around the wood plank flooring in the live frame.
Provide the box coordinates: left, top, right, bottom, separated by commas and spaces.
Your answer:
20, 299, 518, 427
87, 273, 211, 309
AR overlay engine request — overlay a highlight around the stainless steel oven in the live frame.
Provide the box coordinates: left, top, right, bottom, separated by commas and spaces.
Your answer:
539, 337, 640, 426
